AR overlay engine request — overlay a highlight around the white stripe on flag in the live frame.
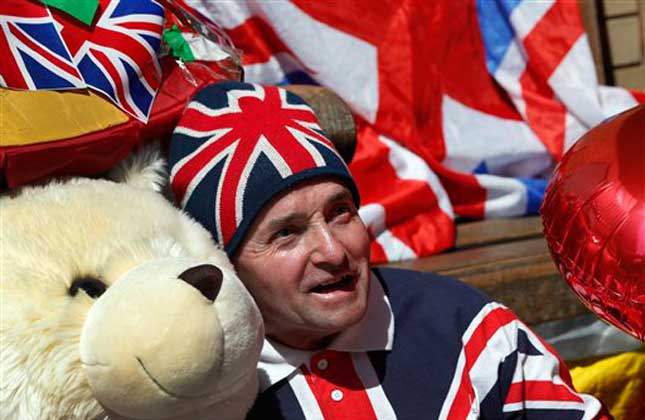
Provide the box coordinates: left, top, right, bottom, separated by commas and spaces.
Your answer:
253, 0, 379, 123
244, 52, 302, 85
442, 95, 550, 177
495, 40, 528, 119
598, 85, 638, 118
376, 229, 417, 262
359, 202, 387, 237
288, 370, 325, 420
358, 203, 418, 261
351, 353, 398, 420
185, 0, 252, 29
509, 0, 554, 40
476, 174, 528, 218
548, 34, 606, 127
564, 112, 588, 152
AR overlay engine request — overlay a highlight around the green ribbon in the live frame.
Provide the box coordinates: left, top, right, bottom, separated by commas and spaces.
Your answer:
40, 0, 99, 26
163, 25, 195, 62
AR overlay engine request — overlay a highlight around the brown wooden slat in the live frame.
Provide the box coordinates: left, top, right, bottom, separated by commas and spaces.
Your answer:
382, 236, 590, 325
387, 236, 549, 273
454, 216, 544, 249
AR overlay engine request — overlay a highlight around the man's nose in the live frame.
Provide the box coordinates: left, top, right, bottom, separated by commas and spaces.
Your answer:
309, 224, 346, 267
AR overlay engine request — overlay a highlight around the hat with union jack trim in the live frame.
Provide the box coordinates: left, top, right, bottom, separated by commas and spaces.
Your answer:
169, 82, 360, 256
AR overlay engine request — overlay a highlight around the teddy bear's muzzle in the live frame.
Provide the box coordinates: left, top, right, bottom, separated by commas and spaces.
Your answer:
79, 257, 238, 419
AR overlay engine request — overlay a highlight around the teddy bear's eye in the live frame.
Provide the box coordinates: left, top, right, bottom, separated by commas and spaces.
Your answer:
69, 276, 107, 299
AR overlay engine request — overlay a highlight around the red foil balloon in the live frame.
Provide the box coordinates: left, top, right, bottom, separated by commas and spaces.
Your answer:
542, 104, 645, 341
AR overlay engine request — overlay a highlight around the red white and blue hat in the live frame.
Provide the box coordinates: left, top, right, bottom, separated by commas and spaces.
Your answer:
169, 82, 360, 256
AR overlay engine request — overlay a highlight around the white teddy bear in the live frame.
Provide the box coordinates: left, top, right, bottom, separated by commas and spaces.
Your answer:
0, 147, 264, 420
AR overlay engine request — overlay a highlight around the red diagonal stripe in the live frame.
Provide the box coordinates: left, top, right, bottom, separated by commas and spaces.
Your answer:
517, 1, 581, 161
91, 47, 136, 116
172, 129, 240, 202
8, 22, 80, 80
116, 21, 163, 33
91, 26, 159, 89
291, 0, 388, 45
91, 27, 152, 60
519, 71, 566, 160
0, 0, 49, 18
219, 134, 256, 244
522, 1, 584, 82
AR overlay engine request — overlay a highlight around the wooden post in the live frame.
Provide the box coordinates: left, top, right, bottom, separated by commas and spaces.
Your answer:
283, 85, 357, 164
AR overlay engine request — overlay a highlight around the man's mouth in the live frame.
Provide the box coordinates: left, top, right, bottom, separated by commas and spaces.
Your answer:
310, 275, 356, 293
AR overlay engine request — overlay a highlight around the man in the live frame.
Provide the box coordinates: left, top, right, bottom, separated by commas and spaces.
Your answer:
169, 82, 611, 419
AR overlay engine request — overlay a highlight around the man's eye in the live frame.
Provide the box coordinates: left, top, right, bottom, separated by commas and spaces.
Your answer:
276, 227, 294, 238
332, 205, 353, 220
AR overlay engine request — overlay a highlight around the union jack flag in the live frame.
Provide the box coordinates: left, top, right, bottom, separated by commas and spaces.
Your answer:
0, 0, 84, 90
184, 0, 644, 264
170, 82, 350, 254
54, 0, 165, 122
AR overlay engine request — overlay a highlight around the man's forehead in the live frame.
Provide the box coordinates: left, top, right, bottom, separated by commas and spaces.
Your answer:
261, 180, 352, 222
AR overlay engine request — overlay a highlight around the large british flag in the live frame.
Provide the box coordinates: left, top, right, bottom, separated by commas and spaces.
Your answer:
180, 0, 641, 263
0, 0, 84, 90
170, 82, 355, 254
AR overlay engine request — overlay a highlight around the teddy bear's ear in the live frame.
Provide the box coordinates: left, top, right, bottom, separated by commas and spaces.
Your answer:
107, 142, 167, 193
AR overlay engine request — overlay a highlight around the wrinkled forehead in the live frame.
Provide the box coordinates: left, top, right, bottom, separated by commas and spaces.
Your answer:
235, 178, 353, 246
266, 178, 352, 216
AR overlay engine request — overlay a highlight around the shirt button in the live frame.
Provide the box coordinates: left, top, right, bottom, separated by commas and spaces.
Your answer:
331, 389, 343, 402
316, 358, 329, 371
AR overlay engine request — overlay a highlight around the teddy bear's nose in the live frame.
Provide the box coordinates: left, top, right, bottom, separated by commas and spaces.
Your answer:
178, 264, 223, 302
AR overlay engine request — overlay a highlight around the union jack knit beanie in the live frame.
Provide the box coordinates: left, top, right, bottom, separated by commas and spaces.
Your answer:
169, 82, 360, 257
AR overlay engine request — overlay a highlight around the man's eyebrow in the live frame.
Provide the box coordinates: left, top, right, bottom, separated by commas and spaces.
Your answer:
264, 190, 353, 231
327, 190, 352, 204
266, 213, 306, 231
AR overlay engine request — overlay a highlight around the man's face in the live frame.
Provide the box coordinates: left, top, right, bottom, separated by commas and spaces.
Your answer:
233, 179, 371, 350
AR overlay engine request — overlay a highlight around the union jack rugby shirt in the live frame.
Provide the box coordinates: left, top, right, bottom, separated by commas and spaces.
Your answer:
247, 268, 611, 420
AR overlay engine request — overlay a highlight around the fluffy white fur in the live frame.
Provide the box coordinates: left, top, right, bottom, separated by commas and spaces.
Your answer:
0, 148, 264, 420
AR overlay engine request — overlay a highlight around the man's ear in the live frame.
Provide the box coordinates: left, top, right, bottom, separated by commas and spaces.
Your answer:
107, 142, 167, 192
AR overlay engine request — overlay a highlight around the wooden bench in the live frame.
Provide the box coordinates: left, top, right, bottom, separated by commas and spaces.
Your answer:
381, 216, 589, 326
